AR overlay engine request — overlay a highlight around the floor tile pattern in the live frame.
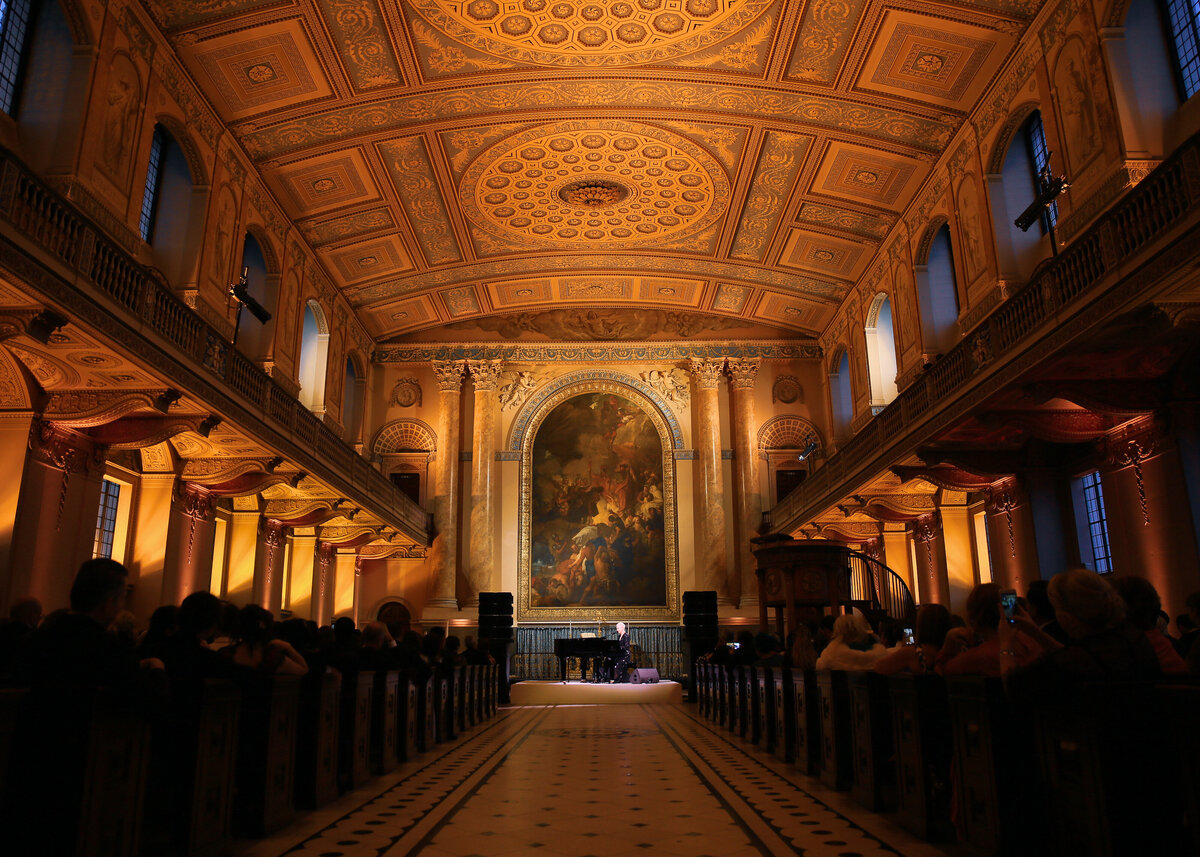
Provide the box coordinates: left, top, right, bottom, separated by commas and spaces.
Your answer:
241, 704, 950, 857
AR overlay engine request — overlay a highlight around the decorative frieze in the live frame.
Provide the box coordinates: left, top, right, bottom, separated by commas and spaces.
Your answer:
376, 342, 821, 363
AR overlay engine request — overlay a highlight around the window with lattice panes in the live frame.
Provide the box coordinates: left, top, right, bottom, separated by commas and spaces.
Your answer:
92, 478, 121, 560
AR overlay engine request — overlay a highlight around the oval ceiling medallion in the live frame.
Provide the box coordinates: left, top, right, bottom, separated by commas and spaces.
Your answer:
462, 120, 728, 248
409, 0, 773, 67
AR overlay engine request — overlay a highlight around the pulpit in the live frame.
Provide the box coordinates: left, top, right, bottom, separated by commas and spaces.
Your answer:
753, 535, 854, 636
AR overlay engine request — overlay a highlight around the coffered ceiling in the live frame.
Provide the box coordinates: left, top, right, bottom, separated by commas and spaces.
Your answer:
142, 0, 1042, 343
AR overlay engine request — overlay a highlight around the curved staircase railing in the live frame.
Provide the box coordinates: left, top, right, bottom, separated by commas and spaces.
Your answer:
842, 548, 917, 626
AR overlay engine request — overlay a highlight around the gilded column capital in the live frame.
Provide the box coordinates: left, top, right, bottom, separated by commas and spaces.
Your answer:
468, 359, 504, 391
30, 419, 104, 473
432, 359, 467, 392
726, 357, 761, 390
176, 481, 217, 522
688, 357, 725, 390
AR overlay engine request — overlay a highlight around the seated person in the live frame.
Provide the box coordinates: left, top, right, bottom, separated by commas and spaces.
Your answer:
1111, 576, 1187, 674
815, 613, 888, 670
874, 604, 951, 675
936, 583, 1030, 677
223, 604, 307, 676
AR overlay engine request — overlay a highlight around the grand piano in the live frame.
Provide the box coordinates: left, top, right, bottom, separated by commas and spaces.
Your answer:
554, 636, 622, 682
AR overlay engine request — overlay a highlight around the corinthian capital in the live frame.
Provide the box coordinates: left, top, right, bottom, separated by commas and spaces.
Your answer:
467, 359, 504, 391
432, 360, 466, 392
726, 357, 761, 390
688, 357, 725, 390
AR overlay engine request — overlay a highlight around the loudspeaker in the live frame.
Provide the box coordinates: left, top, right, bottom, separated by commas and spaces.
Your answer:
478, 591, 513, 640
631, 668, 660, 684
682, 590, 718, 641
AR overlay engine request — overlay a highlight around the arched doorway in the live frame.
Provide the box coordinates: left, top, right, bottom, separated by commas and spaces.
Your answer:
377, 600, 412, 638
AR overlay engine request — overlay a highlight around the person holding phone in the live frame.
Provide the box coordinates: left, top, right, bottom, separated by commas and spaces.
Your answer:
937, 583, 1035, 676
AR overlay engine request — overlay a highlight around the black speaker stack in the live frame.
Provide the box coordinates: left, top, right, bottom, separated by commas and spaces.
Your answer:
477, 591, 513, 640
682, 590, 719, 703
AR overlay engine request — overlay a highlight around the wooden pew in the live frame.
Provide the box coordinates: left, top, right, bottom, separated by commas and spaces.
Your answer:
456, 665, 469, 733
417, 673, 436, 752
744, 665, 761, 744
847, 671, 896, 812
371, 670, 400, 775
696, 662, 710, 718
1033, 681, 1187, 856
232, 674, 302, 837
725, 665, 740, 732
791, 669, 821, 776
397, 671, 418, 762
889, 674, 953, 841
1162, 682, 1200, 856
756, 666, 776, 753
946, 676, 1037, 857
143, 678, 241, 857
816, 670, 852, 791
0, 687, 25, 800
436, 669, 456, 742
295, 669, 340, 809
338, 670, 374, 792
771, 667, 794, 763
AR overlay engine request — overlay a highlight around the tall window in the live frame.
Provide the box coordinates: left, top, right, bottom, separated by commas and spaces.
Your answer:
0, 0, 34, 115
1164, 0, 1200, 99
92, 478, 121, 560
1026, 111, 1057, 231
139, 125, 167, 242
1072, 470, 1114, 573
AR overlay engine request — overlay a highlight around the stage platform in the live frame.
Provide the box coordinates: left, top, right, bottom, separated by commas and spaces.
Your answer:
509, 680, 683, 705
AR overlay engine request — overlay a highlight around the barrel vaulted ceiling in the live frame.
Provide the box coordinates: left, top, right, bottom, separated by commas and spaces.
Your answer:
141, 0, 1043, 343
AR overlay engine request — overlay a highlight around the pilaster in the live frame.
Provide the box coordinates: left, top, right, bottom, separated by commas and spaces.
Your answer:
466, 359, 502, 605
689, 357, 730, 604
727, 357, 762, 611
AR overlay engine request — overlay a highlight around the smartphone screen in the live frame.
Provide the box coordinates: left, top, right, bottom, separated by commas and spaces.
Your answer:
1000, 590, 1017, 622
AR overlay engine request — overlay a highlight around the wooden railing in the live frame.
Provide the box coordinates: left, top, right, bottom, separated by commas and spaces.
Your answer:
0, 148, 430, 544
844, 549, 916, 625
773, 133, 1200, 533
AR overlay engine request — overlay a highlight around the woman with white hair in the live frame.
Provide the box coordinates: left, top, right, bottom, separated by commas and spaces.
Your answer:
814, 613, 888, 670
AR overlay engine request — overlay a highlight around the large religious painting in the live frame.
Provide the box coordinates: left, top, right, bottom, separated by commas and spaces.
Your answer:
518, 378, 679, 622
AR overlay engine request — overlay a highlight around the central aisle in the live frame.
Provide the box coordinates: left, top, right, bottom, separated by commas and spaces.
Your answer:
240, 705, 952, 857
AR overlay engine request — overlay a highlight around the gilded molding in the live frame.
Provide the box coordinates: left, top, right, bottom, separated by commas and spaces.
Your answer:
377, 341, 820, 363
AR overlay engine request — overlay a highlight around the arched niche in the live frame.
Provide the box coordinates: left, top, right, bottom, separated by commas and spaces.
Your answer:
864, 292, 898, 409
757, 415, 824, 504
341, 351, 367, 446
512, 371, 680, 623
829, 347, 854, 442
371, 418, 436, 507
298, 299, 330, 413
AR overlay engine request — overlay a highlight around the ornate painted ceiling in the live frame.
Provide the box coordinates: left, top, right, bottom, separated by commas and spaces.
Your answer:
142, 0, 1042, 343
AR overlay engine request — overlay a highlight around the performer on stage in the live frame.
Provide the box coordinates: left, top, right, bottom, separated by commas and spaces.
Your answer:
611, 621, 632, 682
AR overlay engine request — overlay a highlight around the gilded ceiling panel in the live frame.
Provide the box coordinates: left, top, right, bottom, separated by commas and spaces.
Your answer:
322, 234, 414, 283
378, 136, 463, 264
405, 0, 775, 67
711, 283, 750, 313
300, 207, 397, 245
439, 285, 484, 316
729, 130, 811, 262
275, 148, 382, 217
753, 292, 827, 329
810, 141, 927, 210
144, 0, 283, 31
459, 120, 729, 249
315, 0, 404, 89
795, 202, 893, 240
652, 121, 747, 174
664, 4, 778, 73
779, 228, 872, 280
785, 0, 869, 85
186, 19, 334, 120
853, 11, 1013, 111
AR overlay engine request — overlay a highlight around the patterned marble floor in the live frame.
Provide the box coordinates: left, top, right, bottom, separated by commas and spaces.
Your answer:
237, 704, 954, 857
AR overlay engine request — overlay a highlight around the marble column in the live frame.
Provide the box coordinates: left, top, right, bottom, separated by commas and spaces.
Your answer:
689, 358, 729, 603
225, 504, 261, 605
161, 481, 217, 606
466, 359, 503, 605
429, 360, 465, 610
313, 540, 335, 626
128, 472, 176, 620
0, 412, 34, 614
1101, 423, 1200, 619
726, 357, 762, 611
910, 512, 950, 605
287, 529, 317, 619
983, 477, 1040, 594
253, 517, 288, 612
333, 546, 358, 618
9, 421, 107, 611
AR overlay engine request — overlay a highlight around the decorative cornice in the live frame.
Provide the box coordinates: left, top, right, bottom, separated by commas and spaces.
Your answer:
375, 341, 821, 363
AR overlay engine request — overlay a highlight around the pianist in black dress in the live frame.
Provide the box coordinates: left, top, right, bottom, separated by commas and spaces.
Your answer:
611, 622, 632, 683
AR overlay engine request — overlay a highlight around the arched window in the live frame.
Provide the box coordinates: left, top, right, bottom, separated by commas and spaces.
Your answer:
989, 108, 1052, 283
917, 225, 960, 354
1163, 0, 1200, 98
297, 301, 330, 414
342, 355, 365, 443
0, 0, 35, 116
864, 294, 898, 408
234, 233, 276, 360
139, 124, 206, 289
1024, 111, 1056, 231
830, 349, 854, 441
